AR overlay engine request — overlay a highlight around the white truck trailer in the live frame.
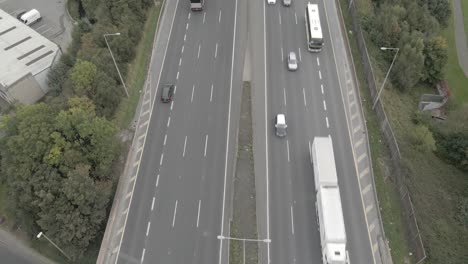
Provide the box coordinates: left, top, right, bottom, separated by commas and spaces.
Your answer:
311, 136, 338, 191
316, 186, 348, 264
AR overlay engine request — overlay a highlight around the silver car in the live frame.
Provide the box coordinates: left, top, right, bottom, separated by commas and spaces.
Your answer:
287, 51, 298, 71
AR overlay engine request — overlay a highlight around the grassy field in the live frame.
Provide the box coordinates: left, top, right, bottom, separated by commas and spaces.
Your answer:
114, 3, 163, 129
443, 0, 468, 104
339, 0, 468, 263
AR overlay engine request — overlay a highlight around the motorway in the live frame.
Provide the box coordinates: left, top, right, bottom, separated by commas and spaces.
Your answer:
114, 0, 243, 263
254, 0, 376, 263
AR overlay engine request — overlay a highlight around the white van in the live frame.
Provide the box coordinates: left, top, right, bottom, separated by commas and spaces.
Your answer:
19, 9, 41, 25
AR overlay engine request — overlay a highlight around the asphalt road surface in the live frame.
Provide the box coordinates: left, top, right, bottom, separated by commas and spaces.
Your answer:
252, 0, 376, 263
114, 0, 243, 263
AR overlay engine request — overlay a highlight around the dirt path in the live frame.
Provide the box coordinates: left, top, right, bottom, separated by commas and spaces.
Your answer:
453, 0, 468, 77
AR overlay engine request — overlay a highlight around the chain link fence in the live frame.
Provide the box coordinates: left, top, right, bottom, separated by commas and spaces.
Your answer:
345, 0, 427, 262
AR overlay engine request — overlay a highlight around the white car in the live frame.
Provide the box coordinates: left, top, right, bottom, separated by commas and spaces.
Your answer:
275, 114, 287, 137
267, 0, 276, 4
287, 52, 298, 71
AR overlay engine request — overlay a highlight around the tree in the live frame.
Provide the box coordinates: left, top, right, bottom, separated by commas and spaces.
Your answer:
392, 31, 425, 91
422, 36, 448, 84
93, 70, 122, 118
404, 1, 440, 36
437, 133, 468, 172
419, 0, 451, 27
70, 59, 97, 96
366, 3, 407, 47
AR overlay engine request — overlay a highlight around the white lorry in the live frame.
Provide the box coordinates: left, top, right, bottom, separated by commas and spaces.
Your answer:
312, 136, 349, 264
311, 136, 338, 191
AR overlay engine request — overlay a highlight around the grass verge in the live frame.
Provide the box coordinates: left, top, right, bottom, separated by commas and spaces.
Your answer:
443, 0, 468, 104
113, 3, 163, 129
337, 0, 411, 263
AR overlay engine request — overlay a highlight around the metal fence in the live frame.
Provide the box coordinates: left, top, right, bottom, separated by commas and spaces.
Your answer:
345, 0, 427, 262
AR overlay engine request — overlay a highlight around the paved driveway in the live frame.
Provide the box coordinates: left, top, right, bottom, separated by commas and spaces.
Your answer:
0, 0, 73, 51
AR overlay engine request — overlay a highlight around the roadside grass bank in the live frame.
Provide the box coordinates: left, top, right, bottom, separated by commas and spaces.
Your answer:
229, 82, 258, 264
337, 0, 412, 263
340, 0, 468, 263
114, 3, 163, 129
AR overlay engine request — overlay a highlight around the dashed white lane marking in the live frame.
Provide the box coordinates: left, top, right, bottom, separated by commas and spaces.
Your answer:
179, 58, 182, 66
203, 12, 206, 23
197, 200, 201, 227
181, 46, 184, 54
319, 70, 322, 80
183, 136, 188, 157
294, 12, 298, 24
164, 134, 167, 146
210, 84, 214, 102
171, 101, 174, 110
167, 117, 171, 127
286, 139, 290, 162
174, 85, 177, 94
204, 135, 209, 157
317, 57, 320, 66
321, 84, 324, 94
188, 13, 191, 20
326, 117, 330, 128
303, 88, 307, 106
279, 11, 282, 25
191, 85, 195, 102
184, 34, 186, 41
215, 43, 218, 58
323, 100, 327, 111
156, 174, 160, 187
146, 221, 151, 236
186, 23, 189, 30
176, 71, 179, 80
198, 44, 201, 58
290, 206, 294, 234
308, 141, 312, 157
283, 88, 287, 106
281, 47, 284, 61
172, 200, 178, 228
219, 10, 222, 23
151, 197, 156, 211
298, 47, 302, 61
160, 153, 164, 166
141, 248, 146, 263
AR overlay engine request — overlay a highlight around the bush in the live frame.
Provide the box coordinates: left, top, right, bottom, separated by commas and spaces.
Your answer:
436, 132, 468, 171
409, 124, 436, 152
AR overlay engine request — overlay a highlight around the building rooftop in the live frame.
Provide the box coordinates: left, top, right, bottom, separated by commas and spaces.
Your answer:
0, 9, 59, 88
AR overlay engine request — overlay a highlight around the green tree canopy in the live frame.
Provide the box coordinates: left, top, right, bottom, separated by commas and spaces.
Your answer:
70, 59, 97, 96
422, 36, 448, 84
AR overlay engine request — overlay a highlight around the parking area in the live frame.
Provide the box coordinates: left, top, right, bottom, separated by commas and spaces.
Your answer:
0, 0, 74, 51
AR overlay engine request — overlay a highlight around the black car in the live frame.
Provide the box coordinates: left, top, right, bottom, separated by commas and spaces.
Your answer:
161, 84, 174, 103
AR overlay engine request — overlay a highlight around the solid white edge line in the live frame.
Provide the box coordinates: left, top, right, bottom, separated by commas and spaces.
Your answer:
183, 136, 187, 157
210, 84, 214, 102
146, 221, 151, 236
204, 134, 208, 157
263, 0, 271, 262
113, 0, 180, 261
323, 1, 376, 263
290, 206, 294, 234
172, 200, 178, 228
151, 197, 155, 211
219, 0, 238, 262
197, 200, 201, 227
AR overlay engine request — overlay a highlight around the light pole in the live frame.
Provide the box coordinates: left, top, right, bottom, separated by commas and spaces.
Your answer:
103, 33, 130, 98
37, 232, 71, 260
372, 47, 399, 110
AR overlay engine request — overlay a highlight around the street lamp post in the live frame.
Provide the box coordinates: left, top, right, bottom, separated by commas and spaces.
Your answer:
37, 232, 71, 260
103, 33, 130, 98
372, 47, 399, 110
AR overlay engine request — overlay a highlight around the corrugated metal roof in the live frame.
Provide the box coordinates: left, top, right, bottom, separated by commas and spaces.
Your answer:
0, 9, 59, 88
